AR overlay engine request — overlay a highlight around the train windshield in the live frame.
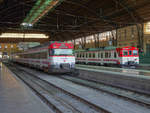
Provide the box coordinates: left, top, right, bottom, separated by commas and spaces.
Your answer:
51, 49, 73, 56
133, 50, 138, 56
123, 50, 128, 56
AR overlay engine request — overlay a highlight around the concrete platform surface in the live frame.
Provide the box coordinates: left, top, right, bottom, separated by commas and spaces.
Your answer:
0, 63, 52, 113
76, 64, 150, 79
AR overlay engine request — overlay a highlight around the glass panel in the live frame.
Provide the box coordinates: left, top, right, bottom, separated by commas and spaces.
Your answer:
129, 50, 132, 55
82, 53, 85, 58
51, 49, 73, 56
123, 50, 128, 56
133, 50, 138, 56
101, 53, 103, 58
105, 52, 108, 58
89, 53, 91, 58
93, 53, 95, 58
86, 53, 88, 58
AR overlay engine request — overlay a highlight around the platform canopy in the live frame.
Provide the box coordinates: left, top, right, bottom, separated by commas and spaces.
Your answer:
0, 0, 150, 41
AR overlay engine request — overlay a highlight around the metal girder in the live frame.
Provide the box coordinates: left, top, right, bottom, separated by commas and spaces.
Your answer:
64, 1, 117, 28
112, 0, 143, 23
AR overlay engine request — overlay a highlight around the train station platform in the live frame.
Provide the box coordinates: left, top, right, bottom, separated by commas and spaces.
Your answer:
76, 64, 150, 78
0, 63, 52, 113
76, 64, 150, 95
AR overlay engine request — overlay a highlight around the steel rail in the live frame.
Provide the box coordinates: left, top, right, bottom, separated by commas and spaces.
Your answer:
6, 63, 110, 113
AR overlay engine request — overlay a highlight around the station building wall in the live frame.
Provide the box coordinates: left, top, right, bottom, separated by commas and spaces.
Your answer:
117, 25, 150, 54
117, 25, 139, 47
0, 43, 20, 58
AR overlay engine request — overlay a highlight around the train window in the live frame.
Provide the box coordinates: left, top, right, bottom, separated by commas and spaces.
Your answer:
101, 53, 103, 58
80, 53, 82, 58
80, 53, 83, 58
82, 53, 84, 58
86, 53, 88, 58
89, 53, 91, 58
105, 52, 108, 58
129, 50, 132, 55
93, 53, 95, 58
98, 53, 101, 58
77, 53, 79, 58
82, 53, 85, 58
91, 53, 93, 58
133, 50, 138, 56
123, 50, 128, 56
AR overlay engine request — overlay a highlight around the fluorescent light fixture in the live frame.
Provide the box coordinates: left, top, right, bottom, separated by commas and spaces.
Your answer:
0, 33, 49, 38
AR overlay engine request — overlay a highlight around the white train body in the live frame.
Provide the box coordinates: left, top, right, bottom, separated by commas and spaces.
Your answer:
12, 41, 75, 73
75, 46, 139, 66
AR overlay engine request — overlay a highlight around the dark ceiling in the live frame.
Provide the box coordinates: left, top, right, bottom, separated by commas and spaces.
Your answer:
0, 0, 150, 41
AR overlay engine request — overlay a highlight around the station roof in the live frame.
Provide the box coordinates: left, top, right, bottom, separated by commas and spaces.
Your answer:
0, 0, 150, 41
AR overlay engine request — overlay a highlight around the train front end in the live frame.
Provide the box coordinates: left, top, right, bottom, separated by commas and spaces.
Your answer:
48, 42, 76, 74
117, 46, 139, 66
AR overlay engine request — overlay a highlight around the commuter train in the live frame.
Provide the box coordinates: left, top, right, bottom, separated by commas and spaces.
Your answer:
12, 41, 76, 74
75, 46, 139, 66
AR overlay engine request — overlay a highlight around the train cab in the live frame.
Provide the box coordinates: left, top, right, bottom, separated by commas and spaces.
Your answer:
116, 46, 139, 66
48, 42, 75, 73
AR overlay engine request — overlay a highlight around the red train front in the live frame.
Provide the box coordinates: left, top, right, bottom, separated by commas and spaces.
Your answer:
116, 46, 139, 66
48, 41, 75, 73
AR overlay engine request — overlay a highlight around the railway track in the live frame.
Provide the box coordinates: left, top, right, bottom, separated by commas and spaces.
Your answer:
5, 63, 150, 113
60, 75, 150, 107
16, 63, 150, 107
7, 63, 110, 113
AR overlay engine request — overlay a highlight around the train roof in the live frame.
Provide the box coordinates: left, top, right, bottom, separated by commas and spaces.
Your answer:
13, 41, 69, 55
74, 46, 138, 53
74, 46, 117, 52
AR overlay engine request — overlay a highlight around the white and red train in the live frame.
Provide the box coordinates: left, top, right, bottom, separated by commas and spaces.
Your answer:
75, 46, 139, 66
12, 41, 76, 73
